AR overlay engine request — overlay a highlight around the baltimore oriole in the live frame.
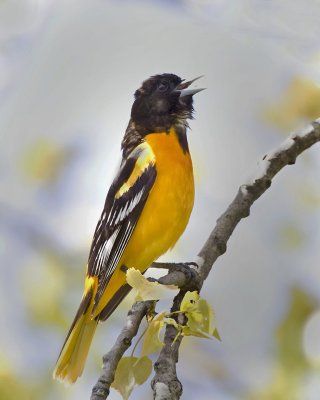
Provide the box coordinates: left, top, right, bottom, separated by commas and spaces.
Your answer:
53, 73, 204, 383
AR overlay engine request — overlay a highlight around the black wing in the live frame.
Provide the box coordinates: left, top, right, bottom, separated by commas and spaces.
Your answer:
87, 142, 157, 310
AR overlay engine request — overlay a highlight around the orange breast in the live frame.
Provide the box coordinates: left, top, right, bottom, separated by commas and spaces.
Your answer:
122, 127, 194, 270
92, 127, 195, 316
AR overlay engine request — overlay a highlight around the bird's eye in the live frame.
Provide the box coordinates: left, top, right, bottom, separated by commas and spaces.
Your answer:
157, 81, 169, 92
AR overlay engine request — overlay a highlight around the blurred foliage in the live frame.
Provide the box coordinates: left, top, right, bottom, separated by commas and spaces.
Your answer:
295, 183, 320, 209
246, 287, 318, 400
0, 375, 38, 400
0, 354, 50, 400
279, 223, 305, 250
265, 77, 320, 130
21, 251, 68, 326
303, 310, 320, 367
21, 138, 74, 184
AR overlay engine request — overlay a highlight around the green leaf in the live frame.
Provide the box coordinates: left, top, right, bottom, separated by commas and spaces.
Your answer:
180, 291, 219, 340
111, 356, 152, 400
126, 268, 178, 301
180, 291, 200, 314
197, 298, 214, 333
141, 312, 165, 357
212, 328, 222, 341
163, 317, 179, 330
133, 356, 153, 385
181, 325, 213, 339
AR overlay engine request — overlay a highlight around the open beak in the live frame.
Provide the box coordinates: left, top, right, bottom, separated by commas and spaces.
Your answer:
175, 75, 205, 97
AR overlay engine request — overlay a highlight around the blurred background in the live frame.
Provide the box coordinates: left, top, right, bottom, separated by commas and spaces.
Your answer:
0, 1, 320, 399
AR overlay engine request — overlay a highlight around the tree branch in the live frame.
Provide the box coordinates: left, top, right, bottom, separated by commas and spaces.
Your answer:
90, 301, 153, 400
151, 120, 320, 399
91, 120, 320, 400
198, 121, 320, 283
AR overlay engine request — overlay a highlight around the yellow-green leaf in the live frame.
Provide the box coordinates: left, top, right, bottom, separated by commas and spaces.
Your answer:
133, 356, 153, 385
126, 268, 178, 301
181, 325, 212, 339
112, 357, 136, 400
197, 298, 214, 333
141, 312, 165, 357
163, 317, 179, 330
181, 291, 205, 327
111, 356, 152, 400
180, 291, 199, 310
212, 328, 221, 341
180, 291, 218, 340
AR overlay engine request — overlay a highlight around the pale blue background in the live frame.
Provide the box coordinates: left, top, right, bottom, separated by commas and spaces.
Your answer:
0, 1, 320, 399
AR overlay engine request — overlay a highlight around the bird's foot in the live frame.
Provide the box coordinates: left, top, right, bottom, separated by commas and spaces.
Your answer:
152, 262, 200, 290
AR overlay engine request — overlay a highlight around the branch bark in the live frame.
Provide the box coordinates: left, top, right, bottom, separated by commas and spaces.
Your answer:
90, 301, 153, 400
91, 120, 320, 400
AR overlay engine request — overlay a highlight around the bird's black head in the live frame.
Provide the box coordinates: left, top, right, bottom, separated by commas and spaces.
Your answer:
131, 73, 204, 135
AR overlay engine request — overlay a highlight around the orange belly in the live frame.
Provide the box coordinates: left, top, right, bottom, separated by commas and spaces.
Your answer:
122, 129, 194, 269
93, 128, 194, 315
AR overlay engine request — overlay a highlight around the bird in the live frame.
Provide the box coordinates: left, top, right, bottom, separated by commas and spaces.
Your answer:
53, 73, 204, 384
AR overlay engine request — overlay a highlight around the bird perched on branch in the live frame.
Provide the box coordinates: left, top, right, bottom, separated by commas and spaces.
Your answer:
53, 73, 204, 383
